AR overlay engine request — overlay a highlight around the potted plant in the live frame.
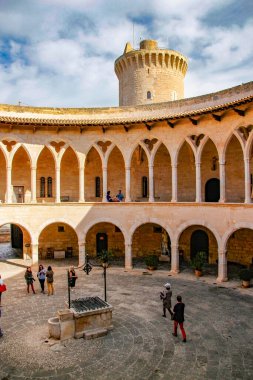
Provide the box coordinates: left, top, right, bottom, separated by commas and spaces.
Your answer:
239, 269, 252, 288
145, 255, 158, 270
97, 250, 113, 267
190, 251, 207, 277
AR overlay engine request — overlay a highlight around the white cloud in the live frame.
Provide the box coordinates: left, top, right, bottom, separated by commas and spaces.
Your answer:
0, 0, 252, 107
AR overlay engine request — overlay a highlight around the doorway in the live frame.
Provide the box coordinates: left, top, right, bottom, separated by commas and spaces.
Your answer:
96, 233, 108, 254
190, 230, 209, 261
205, 178, 220, 202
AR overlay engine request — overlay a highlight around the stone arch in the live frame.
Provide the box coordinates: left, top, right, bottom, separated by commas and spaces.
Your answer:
85, 221, 126, 259
107, 145, 125, 199
128, 140, 151, 166
0, 146, 7, 202
199, 137, 220, 201
153, 142, 172, 201
0, 221, 33, 259
85, 145, 103, 201
225, 227, 253, 272
130, 219, 173, 245
175, 220, 221, 248
38, 220, 79, 259
221, 223, 253, 252
37, 146, 55, 202
60, 146, 79, 202
177, 140, 196, 201
130, 142, 150, 201
177, 223, 219, 267
80, 217, 128, 243
225, 134, 244, 202
12, 146, 31, 203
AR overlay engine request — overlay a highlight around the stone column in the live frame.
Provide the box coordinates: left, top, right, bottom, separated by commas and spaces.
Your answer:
31, 166, 37, 203
195, 161, 202, 202
56, 165, 61, 203
244, 158, 251, 203
78, 242, 85, 267
171, 164, 178, 202
102, 166, 107, 202
170, 243, 179, 274
217, 250, 228, 282
32, 243, 39, 264
79, 165, 85, 202
6, 165, 12, 203
148, 164, 154, 202
219, 162, 226, 203
125, 243, 133, 270
125, 166, 131, 202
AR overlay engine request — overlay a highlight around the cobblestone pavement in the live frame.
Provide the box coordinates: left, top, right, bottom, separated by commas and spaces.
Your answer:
0, 258, 252, 380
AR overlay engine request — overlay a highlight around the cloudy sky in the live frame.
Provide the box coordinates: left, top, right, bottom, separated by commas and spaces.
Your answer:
0, 0, 252, 108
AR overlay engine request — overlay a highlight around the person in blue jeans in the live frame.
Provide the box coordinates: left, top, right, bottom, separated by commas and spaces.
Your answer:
37, 264, 46, 293
116, 190, 124, 202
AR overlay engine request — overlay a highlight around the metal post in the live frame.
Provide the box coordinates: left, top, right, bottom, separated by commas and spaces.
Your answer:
103, 265, 107, 302
67, 270, 71, 309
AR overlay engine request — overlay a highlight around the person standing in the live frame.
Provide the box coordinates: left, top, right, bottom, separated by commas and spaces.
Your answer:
24, 267, 36, 294
68, 266, 78, 291
46, 266, 54, 296
0, 307, 3, 338
160, 283, 173, 318
0, 274, 7, 306
37, 264, 46, 293
172, 295, 187, 342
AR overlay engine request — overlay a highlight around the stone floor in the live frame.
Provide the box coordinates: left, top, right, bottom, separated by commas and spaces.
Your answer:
0, 249, 252, 379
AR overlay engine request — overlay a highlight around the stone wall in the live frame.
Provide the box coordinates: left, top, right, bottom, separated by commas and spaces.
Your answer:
86, 223, 125, 257
227, 228, 253, 265
132, 224, 162, 257
12, 147, 31, 202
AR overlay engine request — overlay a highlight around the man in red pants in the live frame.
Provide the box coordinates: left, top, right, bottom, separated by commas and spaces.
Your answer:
172, 295, 186, 343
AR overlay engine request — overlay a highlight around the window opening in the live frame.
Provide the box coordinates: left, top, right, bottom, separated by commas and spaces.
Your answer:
40, 177, 45, 198
147, 91, 152, 99
47, 177, 53, 198
142, 176, 148, 198
95, 176, 101, 197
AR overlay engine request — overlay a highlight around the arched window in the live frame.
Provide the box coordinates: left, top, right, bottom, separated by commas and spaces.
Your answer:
95, 176, 101, 197
142, 176, 148, 198
147, 91, 152, 99
47, 177, 53, 198
40, 177, 45, 198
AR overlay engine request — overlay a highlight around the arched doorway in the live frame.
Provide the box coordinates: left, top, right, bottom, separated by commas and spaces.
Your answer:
205, 178, 220, 202
190, 230, 209, 260
0, 223, 31, 260
38, 222, 78, 260
86, 222, 125, 259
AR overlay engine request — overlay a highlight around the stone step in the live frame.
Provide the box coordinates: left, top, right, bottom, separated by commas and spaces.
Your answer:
84, 328, 108, 340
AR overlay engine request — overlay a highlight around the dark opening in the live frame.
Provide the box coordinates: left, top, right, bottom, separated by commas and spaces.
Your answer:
142, 176, 148, 198
205, 178, 220, 202
47, 177, 53, 197
95, 176, 101, 197
147, 91, 151, 99
40, 177, 45, 197
11, 224, 23, 249
96, 233, 108, 254
190, 229, 209, 261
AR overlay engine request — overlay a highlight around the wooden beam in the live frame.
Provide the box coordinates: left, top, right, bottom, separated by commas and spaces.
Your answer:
102, 127, 106, 134
145, 123, 152, 131
189, 117, 198, 125
124, 125, 129, 132
233, 108, 245, 116
166, 120, 174, 128
33, 126, 37, 133
212, 114, 221, 122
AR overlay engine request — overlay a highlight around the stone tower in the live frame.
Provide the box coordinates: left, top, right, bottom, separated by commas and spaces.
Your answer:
114, 39, 188, 106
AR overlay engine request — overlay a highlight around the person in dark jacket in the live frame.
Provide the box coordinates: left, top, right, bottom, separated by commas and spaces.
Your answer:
46, 266, 54, 296
172, 295, 186, 342
24, 267, 36, 294
68, 266, 78, 290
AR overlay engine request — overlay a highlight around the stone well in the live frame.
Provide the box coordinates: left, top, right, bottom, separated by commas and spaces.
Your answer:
48, 296, 113, 340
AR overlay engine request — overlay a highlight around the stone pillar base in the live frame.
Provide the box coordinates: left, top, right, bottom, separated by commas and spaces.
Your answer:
216, 276, 228, 283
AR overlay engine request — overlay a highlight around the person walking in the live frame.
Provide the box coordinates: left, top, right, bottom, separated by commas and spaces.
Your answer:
68, 266, 78, 291
0, 307, 3, 338
46, 266, 54, 296
0, 274, 7, 306
160, 283, 173, 318
37, 264, 46, 293
24, 267, 36, 294
172, 295, 187, 343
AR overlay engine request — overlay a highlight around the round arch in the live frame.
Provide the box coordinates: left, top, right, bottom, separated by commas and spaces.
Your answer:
80, 217, 128, 243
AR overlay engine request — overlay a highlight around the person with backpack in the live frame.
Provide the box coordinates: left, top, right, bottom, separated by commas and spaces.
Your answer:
46, 266, 54, 296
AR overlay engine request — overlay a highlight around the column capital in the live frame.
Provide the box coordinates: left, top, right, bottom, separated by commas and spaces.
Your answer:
125, 166, 131, 171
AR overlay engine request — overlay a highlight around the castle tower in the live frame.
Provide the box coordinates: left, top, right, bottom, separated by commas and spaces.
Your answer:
114, 39, 188, 106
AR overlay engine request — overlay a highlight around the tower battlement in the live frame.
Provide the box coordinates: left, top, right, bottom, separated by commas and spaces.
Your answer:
114, 39, 188, 106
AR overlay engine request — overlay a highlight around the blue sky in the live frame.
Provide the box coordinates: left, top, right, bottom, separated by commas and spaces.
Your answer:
0, 0, 252, 107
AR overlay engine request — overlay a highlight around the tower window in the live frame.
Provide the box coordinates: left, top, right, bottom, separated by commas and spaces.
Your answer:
142, 176, 148, 198
40, 177, 45, 198
95, 176, 101, 197
171, 91, 177, 100
147, 91, 152, 99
